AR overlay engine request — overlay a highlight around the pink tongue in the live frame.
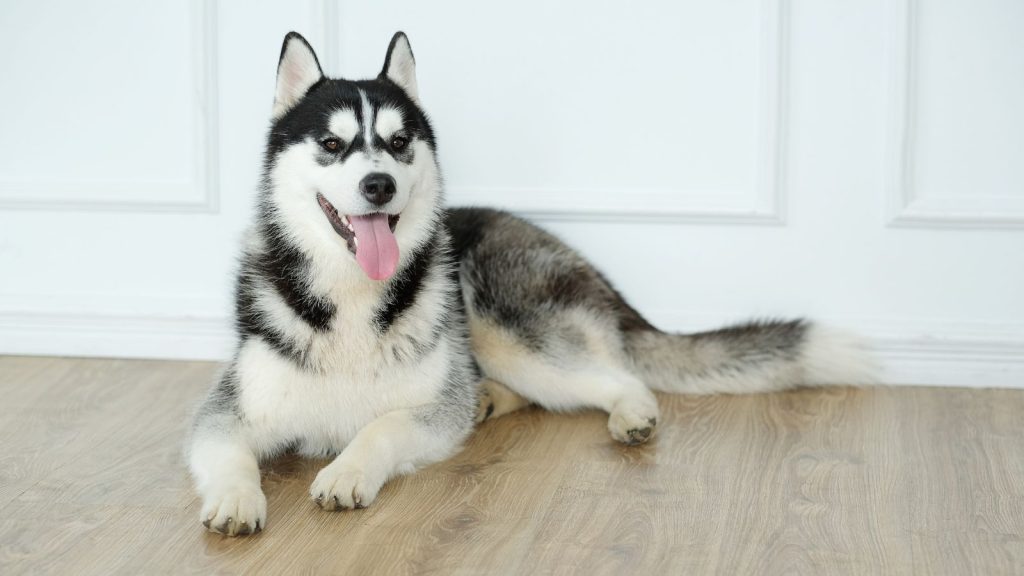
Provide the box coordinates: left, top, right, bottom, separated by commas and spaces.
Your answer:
349, 214, 399, 281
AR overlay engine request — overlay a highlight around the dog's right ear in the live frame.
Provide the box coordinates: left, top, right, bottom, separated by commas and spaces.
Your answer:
273, 32, 324, 119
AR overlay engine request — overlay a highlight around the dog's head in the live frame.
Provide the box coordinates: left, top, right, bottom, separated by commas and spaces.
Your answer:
264, 32, 439, 281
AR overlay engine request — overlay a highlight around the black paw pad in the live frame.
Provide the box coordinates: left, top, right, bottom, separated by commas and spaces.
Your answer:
625, 426, 653, 445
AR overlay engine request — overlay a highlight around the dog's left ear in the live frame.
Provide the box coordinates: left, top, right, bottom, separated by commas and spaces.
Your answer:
380, 32, 418, 103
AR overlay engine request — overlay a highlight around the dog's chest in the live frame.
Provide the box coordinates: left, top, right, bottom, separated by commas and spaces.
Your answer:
234, 334, 447, 456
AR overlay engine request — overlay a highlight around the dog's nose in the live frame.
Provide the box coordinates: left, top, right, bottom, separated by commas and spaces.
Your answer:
359, 173, 396, 206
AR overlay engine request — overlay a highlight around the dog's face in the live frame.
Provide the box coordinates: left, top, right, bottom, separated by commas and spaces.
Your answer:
265, 32, 438, 281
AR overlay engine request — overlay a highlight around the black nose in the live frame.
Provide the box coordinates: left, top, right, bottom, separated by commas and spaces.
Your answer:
359, 173, 396, 206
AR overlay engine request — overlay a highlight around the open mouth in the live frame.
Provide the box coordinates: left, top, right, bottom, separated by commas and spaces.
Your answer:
317, 192, 401, 281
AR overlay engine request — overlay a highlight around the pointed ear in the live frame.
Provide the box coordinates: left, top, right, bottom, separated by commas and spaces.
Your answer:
380, 32, 418, 103
273, 32, 324, 119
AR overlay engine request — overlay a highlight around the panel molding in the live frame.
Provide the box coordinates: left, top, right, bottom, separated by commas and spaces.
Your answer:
2, 309, 1022, 389
0, 0, 220, 214
322, 0, 789, 225
316, 0, 342, 76
885, 0, 1024, 229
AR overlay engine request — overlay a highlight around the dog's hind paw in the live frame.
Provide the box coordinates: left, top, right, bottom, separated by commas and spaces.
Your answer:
608, 395, 660, 446
476, 385, 495, 423
475, 379, 530, 424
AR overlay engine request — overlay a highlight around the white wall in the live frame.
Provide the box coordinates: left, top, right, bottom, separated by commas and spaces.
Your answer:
1, 0, 1022, 387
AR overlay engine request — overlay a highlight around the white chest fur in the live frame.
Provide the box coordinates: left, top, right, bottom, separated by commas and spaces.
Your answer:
234, 334, 451, 458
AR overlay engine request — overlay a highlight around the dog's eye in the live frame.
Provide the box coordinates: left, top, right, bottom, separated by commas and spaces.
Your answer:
321, 138, 342, 152
390, 135, 409, 152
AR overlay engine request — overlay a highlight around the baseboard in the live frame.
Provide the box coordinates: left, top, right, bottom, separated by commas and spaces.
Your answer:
869, 332, 1024, 388
1, 311, 1022, 389
0, 312, 234, 362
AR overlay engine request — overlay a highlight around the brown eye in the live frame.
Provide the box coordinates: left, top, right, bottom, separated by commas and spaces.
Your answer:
321, 138, 342, 152
390, 135, 409, 151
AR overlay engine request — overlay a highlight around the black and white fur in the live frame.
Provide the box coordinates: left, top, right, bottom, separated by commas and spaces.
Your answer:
189, 32, 877, 536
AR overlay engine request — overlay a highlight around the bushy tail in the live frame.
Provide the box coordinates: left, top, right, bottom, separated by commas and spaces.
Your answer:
624, 319, 878, 394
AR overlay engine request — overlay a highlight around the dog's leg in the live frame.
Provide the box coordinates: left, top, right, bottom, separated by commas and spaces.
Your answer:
468, 311, 662, 444
189, 425, 266, 536
188, 366, 268, 537
476, 378, 531, 423
472, 323, 660, 444
510, 365, 659, 445
310, 408, 468, 511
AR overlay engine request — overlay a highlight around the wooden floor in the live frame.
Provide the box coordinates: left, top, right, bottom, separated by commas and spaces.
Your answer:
1, 357, 1023, 575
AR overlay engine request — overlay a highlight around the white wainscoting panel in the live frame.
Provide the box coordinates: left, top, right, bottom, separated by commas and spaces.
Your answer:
324, 0, 788, 224
886, 0, 1024, 228
0, 0, 219, 212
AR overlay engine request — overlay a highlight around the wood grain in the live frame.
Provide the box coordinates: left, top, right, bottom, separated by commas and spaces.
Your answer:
0, 356, 1023, 575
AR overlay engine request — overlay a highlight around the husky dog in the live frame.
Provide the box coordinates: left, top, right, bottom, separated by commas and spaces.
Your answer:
189, 31, 876, 536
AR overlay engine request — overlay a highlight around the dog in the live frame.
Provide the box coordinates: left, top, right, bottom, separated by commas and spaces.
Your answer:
188, 31, 877, 536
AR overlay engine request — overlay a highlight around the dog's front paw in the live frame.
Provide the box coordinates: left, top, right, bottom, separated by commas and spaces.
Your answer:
310, 463, 383, 511
200, 484, 267, 536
